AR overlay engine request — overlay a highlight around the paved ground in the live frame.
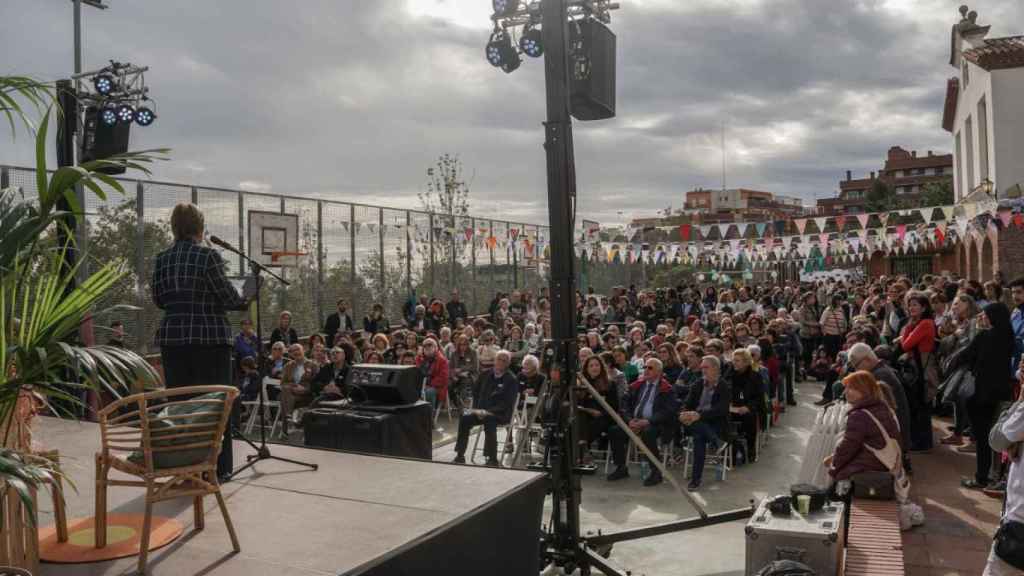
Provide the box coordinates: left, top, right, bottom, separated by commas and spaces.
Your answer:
432, 382, 823, 576
901, 417, 1003, 576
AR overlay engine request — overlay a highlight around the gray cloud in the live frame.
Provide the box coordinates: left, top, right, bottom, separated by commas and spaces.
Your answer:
2, 0, 1021, 226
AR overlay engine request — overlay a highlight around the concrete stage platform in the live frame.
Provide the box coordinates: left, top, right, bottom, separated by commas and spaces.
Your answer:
35, 417, 546, 576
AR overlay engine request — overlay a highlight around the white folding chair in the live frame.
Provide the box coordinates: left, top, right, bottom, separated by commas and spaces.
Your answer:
470, 392, 522, 465
682, 435, 734, 481
242, 377, 282, 438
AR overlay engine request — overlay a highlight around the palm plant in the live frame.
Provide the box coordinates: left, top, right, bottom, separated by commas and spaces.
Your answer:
0, 75, 168, 524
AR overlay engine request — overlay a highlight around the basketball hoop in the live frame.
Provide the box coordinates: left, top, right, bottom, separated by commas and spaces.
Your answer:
270, 251, 307, 267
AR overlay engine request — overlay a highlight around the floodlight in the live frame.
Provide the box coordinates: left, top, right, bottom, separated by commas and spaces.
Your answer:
116, 104, 135, 124
99, 105, 118, 126
520, 25, 543, 57
93, 74, 115, 95
134, 106, 156, 126
485, 29, 521, 73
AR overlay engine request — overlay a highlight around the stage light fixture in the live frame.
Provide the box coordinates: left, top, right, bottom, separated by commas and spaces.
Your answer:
492, 0, 518, 17
520, 25, 543, 57
116, 104, 135, 124
134, 106, 156, 126
99, 105, 119, 126
93, 74, 115, 95
485, 29, 521, 73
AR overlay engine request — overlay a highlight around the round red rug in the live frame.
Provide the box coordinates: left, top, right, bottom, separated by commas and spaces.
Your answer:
38, 514, 184, 563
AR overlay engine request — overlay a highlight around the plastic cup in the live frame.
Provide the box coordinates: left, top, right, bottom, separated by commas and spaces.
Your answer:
797, 495, 811, 515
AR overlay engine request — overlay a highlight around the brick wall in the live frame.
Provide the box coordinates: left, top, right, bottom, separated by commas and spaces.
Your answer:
999, 225, 1024, 282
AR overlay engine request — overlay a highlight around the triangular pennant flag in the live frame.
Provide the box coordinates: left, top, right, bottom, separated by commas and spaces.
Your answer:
509, 228, 520, 241
919, 208, 933, 226
878, 212, 890, 228
717, 224, 729, 239
341, 221, 350, 233
999, 211, 1013, 228
941, 205, 955, 221
679, 224, 692, 241
965, 203, 978, 219
818, 233, 829, 246
755, 222, 767, 237
856, 214, 870, 229
737, 223, 749, 238
814, 217, 828, 233
464, 228, 473, 241
835, 215, 846, 232
1015, 214, 1024, 229
896, 224, 907, 242
774, 220, 786, 236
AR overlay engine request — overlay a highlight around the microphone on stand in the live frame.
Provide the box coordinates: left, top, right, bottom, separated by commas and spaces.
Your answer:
209, 235, 241, 255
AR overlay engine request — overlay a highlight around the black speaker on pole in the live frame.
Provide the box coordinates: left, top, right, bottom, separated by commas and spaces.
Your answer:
569, 18, 616, 121
81, 106, 130, 175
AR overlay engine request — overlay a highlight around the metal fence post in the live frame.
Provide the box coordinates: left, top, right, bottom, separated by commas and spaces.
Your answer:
378, 209, 385, 304
428, 213, 435, 297
450, 216, 457, 292
350, 204, 357, 314
135, 180, 145, 351
405, 211, 412, 299
317, 200, 325, 328
488, 220, 495, 301
471, 219, 478, 314
191, 186, 198, 205
237, 192, 245, 274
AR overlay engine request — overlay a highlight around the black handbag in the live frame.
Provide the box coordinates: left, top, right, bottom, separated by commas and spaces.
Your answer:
850, 471, 895, 500
994, 520, 1024, 570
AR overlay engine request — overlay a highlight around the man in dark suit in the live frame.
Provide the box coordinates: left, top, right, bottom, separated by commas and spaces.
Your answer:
323, 298, 354, 347
452, 350, 519, 466
678, 355, 732, 491
151, 203, 244, 481
617, 358, 677, 486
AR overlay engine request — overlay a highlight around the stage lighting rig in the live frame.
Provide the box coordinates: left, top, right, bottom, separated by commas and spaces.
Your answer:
486, 28, 521, 72
520, 24, 544, 57
73, 60, 156, 127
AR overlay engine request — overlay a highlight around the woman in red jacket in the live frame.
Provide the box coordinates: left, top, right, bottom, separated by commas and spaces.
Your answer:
899, 292, 937, 452
827, 371, 902, 481
415, 337, 449, 413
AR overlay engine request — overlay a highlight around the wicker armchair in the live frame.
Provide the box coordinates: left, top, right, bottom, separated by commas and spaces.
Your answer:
95, 385, 240, 574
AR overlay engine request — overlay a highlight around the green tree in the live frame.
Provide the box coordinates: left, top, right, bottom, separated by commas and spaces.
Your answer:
919, 180, 954, 207
865, 179, 896, 213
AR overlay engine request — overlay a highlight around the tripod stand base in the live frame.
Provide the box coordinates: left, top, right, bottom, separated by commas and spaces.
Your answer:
225, 429, 319, 481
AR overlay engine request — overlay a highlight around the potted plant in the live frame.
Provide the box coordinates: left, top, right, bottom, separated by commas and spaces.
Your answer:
0, 75, 166, 569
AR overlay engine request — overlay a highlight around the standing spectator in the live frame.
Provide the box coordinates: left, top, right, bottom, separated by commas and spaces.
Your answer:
820, 294, 849, 360
1010, 278, 1024, 373
949, 303, 1015, 490
452, 350, 519, 466
798, 292, 823, 373
678, 355, 731, 491
985, 393, 1024, 574
323, 298, 354, 347
898, 293, 938, 453
270, 311, 298, 347
447, 289, 468, 326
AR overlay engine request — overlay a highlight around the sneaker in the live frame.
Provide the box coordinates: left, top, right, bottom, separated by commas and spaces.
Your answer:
984, 481, 1007, 499
452, 454, 466, 464
956, 443, 977, 454
485, 458, 501, 468
643, 473, 663, 487
606, 466, 629, 481
687, 479, 701, 491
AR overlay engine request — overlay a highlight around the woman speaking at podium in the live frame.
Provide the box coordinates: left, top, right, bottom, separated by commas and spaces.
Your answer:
151, 203, 244, 481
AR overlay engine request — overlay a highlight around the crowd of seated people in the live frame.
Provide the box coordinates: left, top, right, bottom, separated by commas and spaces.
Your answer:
224, 272, 1024, 502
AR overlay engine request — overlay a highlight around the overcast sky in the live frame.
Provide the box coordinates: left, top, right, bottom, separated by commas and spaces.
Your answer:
2, 0, 1022, 226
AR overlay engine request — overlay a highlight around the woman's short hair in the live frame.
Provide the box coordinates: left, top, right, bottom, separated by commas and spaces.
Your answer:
522, 354, 540, 371
842, 370, 882, 402
170, 203, 204, 241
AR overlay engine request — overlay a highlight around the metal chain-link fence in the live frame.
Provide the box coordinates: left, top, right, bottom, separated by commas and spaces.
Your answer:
1, 165, 573, 353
